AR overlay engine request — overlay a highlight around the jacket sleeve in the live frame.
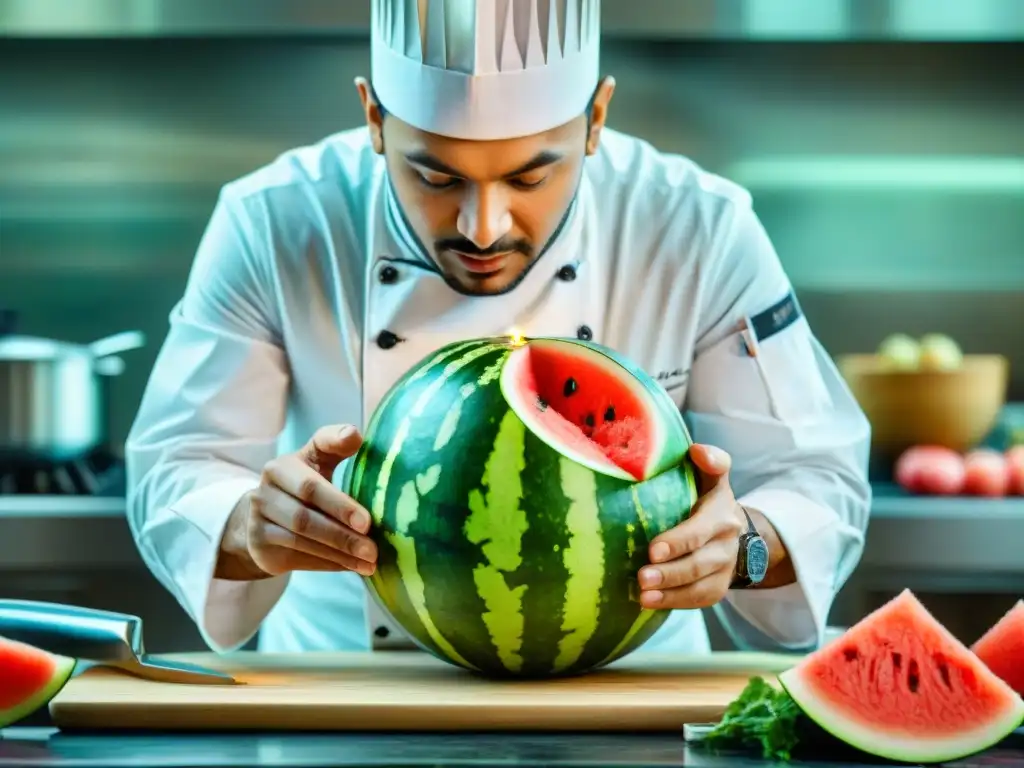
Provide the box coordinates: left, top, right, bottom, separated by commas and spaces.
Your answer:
125, 186, 292, 653
683, 197, 872, 652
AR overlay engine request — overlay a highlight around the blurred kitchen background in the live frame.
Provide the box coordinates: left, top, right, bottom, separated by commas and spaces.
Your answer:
1, 0, 1022, 655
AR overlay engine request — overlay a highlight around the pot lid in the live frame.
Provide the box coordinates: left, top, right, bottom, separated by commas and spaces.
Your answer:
0, 331, 145, 362
0, 334, 90, 362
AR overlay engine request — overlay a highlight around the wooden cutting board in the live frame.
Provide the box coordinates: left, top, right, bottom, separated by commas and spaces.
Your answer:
49, 650, 798, 732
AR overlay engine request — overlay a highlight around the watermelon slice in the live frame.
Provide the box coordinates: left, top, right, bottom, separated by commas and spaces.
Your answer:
973, 600, 1024, 696
778, 590, 1024, 764
500, 337, 689, 482
0, 636, 76, 728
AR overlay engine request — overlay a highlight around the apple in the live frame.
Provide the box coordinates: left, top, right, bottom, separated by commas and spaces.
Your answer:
1005, 445, 1024, 495
895, 445, 966, 495
877, 333, 921, 370
962, 449, 1011, 497
918, 333, 963, 371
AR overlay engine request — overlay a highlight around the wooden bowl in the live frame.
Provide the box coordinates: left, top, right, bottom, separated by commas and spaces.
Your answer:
836, 354, 1009, 460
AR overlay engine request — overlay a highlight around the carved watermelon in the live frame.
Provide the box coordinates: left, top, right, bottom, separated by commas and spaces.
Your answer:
779, 590, 1024, 764
0, 637, 76, 727
972, 600, 1024, 696
344, 335, 698, 678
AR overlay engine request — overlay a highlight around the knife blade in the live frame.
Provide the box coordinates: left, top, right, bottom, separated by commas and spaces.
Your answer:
0, 599, 239, 685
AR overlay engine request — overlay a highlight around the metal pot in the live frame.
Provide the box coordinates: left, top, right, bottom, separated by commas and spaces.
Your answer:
0, 330, 146, 461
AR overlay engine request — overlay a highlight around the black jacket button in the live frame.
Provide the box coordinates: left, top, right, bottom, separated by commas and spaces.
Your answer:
557, 264, 577, 282
378, 265, 399, 284
376, 330, 401, 350
577, 325, 593, 341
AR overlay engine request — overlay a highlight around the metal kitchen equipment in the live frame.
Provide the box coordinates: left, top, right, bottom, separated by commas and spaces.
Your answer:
0, 329, 145, 461
0, 599, 240, 685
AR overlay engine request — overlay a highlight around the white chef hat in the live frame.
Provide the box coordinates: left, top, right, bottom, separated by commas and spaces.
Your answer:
370, 0, 601, 141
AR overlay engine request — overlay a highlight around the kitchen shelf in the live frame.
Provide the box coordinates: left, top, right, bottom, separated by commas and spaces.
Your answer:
2, 0, 1022, 40
1, 487, 1022, 579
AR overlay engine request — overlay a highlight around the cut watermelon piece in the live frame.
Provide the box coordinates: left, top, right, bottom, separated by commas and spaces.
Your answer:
0, 636, 76, 727
973, 600, 1024, 696
500, 337, 690, 481
778, 590, 1024, 764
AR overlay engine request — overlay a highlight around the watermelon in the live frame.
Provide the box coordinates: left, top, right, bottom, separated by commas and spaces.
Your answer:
973, 600, 1024, 696
0, 636, 76, 727
344, 335, 698, 678
778, 589, 1024, 764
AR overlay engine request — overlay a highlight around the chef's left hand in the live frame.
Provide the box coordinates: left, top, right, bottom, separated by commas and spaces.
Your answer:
637, 444, 745, 610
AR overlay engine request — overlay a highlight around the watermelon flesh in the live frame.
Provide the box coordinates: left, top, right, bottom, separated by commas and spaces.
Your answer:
973, 600, 1024, 696
779, 590, 1024, 764
501, 338, 686, 482
0, 636, 76, 727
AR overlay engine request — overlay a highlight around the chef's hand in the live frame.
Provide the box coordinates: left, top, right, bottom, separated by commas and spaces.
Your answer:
636, 444, 746, 610
214, 425, 378, 581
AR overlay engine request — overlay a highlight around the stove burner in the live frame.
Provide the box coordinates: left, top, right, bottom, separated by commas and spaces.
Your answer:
0, 447, 126, 496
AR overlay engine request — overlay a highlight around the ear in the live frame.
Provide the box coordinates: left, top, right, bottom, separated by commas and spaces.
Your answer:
355, 77, 385, 154
585, 76, 616, 156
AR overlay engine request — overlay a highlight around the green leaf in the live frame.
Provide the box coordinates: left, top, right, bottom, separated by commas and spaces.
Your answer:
700, 676, 804, 762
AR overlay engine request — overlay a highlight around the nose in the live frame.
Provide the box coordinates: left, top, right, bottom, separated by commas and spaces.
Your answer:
457, 184, 512, 249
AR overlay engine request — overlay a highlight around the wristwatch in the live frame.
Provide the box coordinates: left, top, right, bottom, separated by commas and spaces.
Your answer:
732, 505, 769, 588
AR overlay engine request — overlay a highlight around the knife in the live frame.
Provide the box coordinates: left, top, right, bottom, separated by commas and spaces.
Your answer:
0, 599, 239, 685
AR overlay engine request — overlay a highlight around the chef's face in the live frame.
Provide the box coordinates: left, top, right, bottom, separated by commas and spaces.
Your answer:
356, 77, 615, 295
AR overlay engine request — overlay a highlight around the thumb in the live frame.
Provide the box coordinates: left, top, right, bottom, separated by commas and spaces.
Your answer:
300, 424, 363, 478
688, 443, 732, 496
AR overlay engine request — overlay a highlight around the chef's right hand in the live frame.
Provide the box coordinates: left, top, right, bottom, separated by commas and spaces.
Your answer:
215, 425, 378, 581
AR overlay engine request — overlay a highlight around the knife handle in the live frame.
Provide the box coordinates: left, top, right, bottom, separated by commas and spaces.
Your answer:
0, 599, 142, 663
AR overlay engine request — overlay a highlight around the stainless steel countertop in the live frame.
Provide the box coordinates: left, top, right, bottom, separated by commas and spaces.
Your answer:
1, 486, 1022, 585
3, 727, 1020, 768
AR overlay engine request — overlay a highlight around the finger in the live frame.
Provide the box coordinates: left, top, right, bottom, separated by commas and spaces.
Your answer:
264, 457, 372, 534
299, 424, 364, 478
638, 537, 736, 591
253, 485, 378, 563
688, 444, 732, 495
256, 519, 377, 576
648, 497, 743, 563
639, 569, 731, 611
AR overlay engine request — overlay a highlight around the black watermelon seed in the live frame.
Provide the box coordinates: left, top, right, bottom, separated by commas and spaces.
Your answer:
584, 413, 596, 428
536, 397, 548, 411
563, 377, 578, 397
907, 660, 920, 693
935, 654, 952, 690
604, 406, 616, 421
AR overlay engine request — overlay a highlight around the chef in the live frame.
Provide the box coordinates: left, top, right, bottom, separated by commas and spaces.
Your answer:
125, 0, 871, 657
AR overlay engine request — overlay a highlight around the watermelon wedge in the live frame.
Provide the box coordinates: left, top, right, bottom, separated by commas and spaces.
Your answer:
778, 590, 1024, 764
973, 600, 1024, 696
0, 636, 76, 728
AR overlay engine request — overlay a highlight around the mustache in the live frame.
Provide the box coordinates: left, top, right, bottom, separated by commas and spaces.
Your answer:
436, 237, 533, 258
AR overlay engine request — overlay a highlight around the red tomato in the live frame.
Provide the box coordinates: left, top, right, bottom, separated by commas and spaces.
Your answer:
894, 445, 966, 495
1005, 445, 1024, 496
963, 449, 1011, 497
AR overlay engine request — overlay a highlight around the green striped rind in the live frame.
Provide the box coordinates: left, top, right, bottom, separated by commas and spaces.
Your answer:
345, 339, 485, 497
345, 336, 700, 678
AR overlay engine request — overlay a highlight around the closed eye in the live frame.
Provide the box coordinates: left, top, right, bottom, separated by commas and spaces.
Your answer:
415, 172, 461, 190
507, 176, 547, 191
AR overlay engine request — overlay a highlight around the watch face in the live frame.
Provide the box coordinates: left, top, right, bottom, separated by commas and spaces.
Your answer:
746, 537, 770, 582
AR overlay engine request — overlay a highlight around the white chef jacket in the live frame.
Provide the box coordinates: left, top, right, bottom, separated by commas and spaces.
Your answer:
125, 126, 871, 657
